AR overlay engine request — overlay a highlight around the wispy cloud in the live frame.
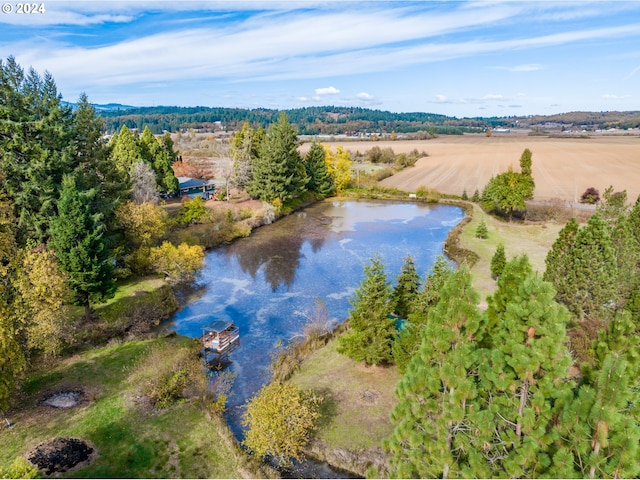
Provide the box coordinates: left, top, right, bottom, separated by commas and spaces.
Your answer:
602, 93, 632, 100
490, 64, 545, 72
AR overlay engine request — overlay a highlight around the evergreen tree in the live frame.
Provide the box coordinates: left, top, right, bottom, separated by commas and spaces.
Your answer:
475, 218, 489, 238
386, 266, 484, 478
476, 256, 574, 478
627, 194, 640, 248
568, 214, 618, 319
0, 57, 74, 244
597, 186, 628, 228
337, 255, 395, 365
544, 217, 579, 307
519, 147, 533, 177
248, 113, 307, 203
392, 256, 452, 373
140, 126, 179, 194
230, 122, 264, 190
391, 254, 421, 319
303, 141, 334, 197
461, 189, 468, 200
49, 175, 115, 322
610, 214, 639, 305
490, 242, 506, 279
72, 93, 127, 234
471, 189, 480, 203
110, 125, 143, 175
0, 195, 25, 412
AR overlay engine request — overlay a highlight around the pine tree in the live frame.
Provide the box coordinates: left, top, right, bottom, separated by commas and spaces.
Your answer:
471, 189, 480, 203
386, 266, 484, 478
476, 256, 574, 477
490, 243, 506, 279
248, 113, 307, 203
303, 141, 334, 197
49, 175, 115, 322
391, 254, 421, 319
337, 255, 395, 365
610, 215, 639, 306
461, 189, 468, 200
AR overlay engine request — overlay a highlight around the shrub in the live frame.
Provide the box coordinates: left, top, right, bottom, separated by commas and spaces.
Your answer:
177, 196, 210, 225
242, 381, 322, 466
580, 187, 600, 204
129, 341, 207, 409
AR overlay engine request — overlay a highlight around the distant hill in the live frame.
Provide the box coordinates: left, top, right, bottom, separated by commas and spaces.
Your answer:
97, 105, 640, 135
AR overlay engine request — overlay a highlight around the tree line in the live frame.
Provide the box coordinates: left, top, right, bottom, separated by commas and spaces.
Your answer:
0, 57, 203, 414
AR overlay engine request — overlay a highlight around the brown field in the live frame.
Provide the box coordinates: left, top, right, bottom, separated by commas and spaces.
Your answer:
311, 134, 640, 202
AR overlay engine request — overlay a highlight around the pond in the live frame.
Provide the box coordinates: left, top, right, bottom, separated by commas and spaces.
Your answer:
166, 199, 464, 476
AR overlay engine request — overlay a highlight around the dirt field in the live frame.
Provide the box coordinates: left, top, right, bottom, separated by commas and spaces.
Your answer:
312, 134, 640, 202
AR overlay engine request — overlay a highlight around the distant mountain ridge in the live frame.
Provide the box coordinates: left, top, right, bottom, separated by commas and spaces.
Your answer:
96, 104, 640, 135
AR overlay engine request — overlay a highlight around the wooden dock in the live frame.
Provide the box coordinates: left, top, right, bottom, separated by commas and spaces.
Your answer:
200, 320, 240, 354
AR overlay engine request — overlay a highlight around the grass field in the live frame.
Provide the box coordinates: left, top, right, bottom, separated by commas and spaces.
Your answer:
0, 337, 261, 478
312, 134, 640, 203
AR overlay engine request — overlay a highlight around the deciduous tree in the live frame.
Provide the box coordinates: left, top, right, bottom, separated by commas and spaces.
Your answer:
242, 381, 322, 466
149, 241, 204, 284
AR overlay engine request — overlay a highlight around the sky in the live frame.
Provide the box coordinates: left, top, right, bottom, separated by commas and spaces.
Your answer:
1, 1, 639, 117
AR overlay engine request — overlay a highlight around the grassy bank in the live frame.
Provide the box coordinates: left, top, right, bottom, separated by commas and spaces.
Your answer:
1, 336, 266, 478
290, 339, 399, 477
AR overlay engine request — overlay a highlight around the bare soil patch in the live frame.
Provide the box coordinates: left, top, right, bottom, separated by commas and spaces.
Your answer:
26, 437, 97, 476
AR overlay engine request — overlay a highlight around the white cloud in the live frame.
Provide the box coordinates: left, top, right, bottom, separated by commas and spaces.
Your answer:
315, 86, 340, 95
602, 93, 632, 99
491, 64, 545, 72
483, 93, 505, 100
356, 92, 374, 100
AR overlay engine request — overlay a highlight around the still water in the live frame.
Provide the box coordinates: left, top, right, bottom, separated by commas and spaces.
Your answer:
167, 199, 463, 475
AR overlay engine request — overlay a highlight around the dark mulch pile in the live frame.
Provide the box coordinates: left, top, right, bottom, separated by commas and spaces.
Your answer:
27, 437, 95, 475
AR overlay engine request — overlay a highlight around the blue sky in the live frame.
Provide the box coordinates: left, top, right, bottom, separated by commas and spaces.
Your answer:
1, 1, 639, 117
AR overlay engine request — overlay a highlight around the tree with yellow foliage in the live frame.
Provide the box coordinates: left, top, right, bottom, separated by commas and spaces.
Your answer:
149, 241, 204, 284
322, 145, 352, 194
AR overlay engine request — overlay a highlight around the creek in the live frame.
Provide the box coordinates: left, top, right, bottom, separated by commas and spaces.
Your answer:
166, 199, 464, 477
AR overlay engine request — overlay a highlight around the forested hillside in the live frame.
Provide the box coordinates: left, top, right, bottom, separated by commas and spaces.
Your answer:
98, 104, 640, 135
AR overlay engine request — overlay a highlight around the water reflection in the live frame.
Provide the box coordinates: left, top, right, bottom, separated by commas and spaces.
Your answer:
168, 200, 464, 459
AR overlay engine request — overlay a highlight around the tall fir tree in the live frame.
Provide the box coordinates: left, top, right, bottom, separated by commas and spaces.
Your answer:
391, 254, 421, 319
49, 175, 115, 322
386, 266, 484, 478
248, 112, 307, 203
303, 141, 334, 197
72, 93, 127, 236
0, 57, 74, 244
337, 255, 396, 365
110, 125, 144, 175
543, 217, 580, 310
392, 256, 452, 373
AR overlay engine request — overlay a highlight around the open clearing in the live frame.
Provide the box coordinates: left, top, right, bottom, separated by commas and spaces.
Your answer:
315, 135, 640, 202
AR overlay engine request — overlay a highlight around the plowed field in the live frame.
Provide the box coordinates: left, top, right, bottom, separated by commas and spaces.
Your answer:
317, 135, 640, 202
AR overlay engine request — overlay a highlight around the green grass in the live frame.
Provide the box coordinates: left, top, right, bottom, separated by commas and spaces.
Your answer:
458, 203, 564, 301
1, 337, 260, 478
290, 339, 400, 451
